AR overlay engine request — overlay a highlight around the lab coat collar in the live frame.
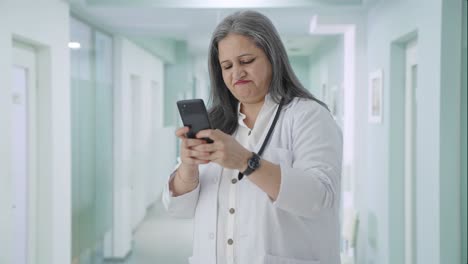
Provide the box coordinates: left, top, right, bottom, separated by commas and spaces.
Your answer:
237, 93, 277, 124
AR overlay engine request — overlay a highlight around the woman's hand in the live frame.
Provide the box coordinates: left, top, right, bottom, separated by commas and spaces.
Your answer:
175, 127, 210, 182
192, 129, 251, 171
176, 126, 211, 165
169, 127, 209, 196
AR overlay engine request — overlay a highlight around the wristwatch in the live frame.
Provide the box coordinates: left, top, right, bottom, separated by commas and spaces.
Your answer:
241, 152, 261, 176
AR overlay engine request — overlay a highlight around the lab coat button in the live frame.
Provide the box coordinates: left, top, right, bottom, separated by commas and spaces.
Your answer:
231, 178, 238, 184
229, 208, 235, 214
209, 233, 215, 239
227, 238, 234, 245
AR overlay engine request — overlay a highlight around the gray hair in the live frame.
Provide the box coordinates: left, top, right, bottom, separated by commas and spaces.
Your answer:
207, 10, 327, 134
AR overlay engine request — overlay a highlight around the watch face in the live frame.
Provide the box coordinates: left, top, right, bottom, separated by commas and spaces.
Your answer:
248, 156, 260, 169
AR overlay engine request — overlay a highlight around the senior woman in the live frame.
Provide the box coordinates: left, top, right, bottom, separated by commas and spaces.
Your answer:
163, 10, 343, 264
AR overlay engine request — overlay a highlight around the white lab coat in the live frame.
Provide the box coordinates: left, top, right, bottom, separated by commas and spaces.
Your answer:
162, 97, 343, 264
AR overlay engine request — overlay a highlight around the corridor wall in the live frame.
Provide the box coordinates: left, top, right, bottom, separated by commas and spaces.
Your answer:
0, 1, 71, 264
191, 54, 211, 104
461, 3, 467, 262
364, 0, 463, 263
308, 36, 344, 129
108, 36, 166, 258
289, 55, 311, 94
164, 41, 193, 127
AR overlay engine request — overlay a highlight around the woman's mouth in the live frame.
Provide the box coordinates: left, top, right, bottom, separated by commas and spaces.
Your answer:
235, 80, 251, 85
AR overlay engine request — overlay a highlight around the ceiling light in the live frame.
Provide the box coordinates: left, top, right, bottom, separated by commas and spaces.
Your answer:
309, 15, 318, 33
68, 42, 81, 49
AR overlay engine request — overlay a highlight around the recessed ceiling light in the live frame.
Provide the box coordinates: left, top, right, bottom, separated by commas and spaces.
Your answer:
68, 42, 81, 49
309, 15, 318, 33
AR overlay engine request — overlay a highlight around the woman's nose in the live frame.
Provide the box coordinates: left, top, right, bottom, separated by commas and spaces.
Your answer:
233, 65, 246, 80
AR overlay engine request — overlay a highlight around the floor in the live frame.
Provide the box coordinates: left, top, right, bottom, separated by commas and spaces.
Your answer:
101, 200, 193, 264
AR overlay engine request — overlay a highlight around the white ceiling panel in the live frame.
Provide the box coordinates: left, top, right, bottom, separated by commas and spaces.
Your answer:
70, 0, 376, 57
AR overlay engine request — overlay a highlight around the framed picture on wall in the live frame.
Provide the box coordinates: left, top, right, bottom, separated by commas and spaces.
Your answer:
368, 69, 383, 123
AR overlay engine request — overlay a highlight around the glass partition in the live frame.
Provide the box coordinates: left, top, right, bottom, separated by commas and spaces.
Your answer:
70, 17, 114, 263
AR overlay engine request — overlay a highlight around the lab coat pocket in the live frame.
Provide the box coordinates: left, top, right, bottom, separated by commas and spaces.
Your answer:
265, 254, 320, 264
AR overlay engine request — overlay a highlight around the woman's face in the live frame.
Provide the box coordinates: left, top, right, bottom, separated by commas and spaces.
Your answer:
218, 33, 272, 105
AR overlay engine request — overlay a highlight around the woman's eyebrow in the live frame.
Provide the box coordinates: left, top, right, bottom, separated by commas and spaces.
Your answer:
237, 53, 254, 58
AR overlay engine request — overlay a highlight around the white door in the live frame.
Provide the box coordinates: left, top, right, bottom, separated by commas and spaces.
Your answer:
11, 42, 38, 264
147, 80, 162, 204
404, 39, 418, 264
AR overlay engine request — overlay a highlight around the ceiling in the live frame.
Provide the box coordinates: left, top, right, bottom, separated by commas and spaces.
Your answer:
69, 0, 376, 58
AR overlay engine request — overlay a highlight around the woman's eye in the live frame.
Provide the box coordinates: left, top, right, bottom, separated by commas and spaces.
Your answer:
222, 65, 232, 70
241, 59, 255, 64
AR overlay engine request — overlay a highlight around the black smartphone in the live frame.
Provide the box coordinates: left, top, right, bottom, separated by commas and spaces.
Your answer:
177, 99, 214, 143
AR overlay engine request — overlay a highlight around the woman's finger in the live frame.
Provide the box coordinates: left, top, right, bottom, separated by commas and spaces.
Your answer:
196, 129, 223, 141
205, 150, 222, 162
175, 126, 190, 138
191, 142, 218, 152
187, 149, 210, 159
181, 146, 208, 159
180, 150, 210, 164
185, 138, 208, 148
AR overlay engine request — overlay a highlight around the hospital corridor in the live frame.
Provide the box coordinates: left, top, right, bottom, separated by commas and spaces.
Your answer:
0, 0, 466, 264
